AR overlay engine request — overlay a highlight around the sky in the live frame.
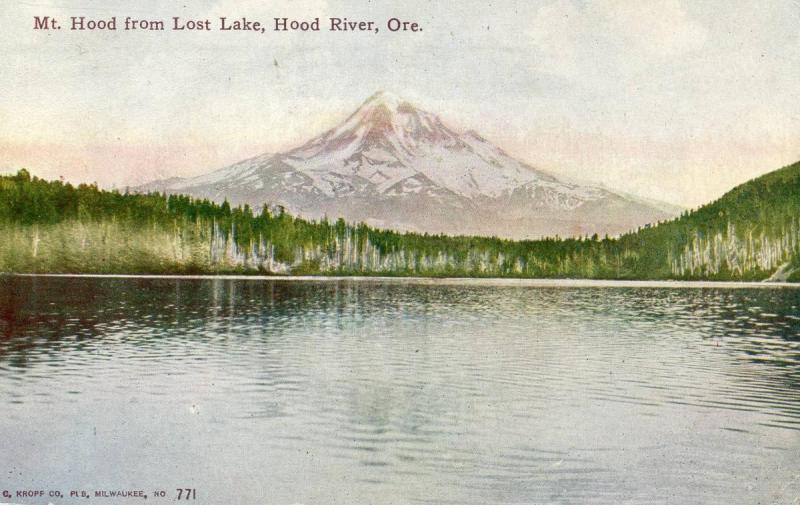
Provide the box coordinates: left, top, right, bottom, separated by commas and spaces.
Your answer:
1, 0, 798, 207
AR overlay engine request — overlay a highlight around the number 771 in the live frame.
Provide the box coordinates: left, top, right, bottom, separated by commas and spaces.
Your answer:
176, 488, 197, 500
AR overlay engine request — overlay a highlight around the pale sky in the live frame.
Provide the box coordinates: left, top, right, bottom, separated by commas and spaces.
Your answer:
1, 0, 798, 207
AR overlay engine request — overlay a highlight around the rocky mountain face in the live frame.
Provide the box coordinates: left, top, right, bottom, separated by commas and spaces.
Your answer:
137, 91, 679, 238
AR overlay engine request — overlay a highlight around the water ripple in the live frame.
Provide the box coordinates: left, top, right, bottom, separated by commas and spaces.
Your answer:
0, 277, 799, 504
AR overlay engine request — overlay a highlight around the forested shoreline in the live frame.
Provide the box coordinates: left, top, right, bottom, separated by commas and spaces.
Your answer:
1, 163, 799, 281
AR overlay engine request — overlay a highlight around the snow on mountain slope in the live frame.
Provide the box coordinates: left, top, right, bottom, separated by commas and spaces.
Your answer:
283, 92, 551, 199
137, 91, 679, 238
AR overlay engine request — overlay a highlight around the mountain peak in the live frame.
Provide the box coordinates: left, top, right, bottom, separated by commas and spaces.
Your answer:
362, 90, 407, 110
141, 91, 680, 239
290, 91, 459, 159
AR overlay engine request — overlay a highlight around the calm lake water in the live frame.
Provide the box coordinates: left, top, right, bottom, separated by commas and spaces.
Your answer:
1, 276, 799, 505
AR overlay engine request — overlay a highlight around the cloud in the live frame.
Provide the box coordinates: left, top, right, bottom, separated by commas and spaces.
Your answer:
529, 0, 708, 78
601, 0, 707, 57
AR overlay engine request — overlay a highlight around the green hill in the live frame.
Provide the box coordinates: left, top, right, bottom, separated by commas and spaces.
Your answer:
1, 162, 798, 281
612, 160, 800, 281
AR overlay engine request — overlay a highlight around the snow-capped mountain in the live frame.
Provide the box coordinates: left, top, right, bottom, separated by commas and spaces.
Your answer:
138, 91, 680, 238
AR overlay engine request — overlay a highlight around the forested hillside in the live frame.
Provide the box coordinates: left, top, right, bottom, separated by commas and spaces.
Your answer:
1, 163, 798, 281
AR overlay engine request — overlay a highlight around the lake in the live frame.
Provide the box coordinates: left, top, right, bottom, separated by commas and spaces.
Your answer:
1, 276, 799, 504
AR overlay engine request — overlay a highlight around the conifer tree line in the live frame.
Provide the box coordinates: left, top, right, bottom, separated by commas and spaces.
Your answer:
1, 162, 798, 281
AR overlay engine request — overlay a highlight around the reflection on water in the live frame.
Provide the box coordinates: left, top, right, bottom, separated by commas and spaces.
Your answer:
1, 276, 799, 504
